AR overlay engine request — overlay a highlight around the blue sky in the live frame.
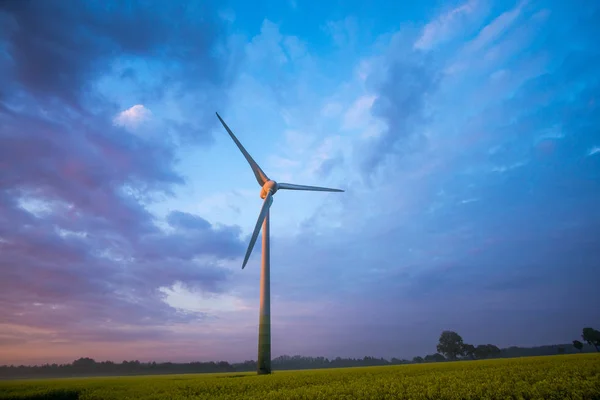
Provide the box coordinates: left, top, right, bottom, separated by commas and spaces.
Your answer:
0, 0, 599, 365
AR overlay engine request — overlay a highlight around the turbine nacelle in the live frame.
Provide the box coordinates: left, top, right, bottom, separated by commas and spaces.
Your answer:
260, 180, 278, 199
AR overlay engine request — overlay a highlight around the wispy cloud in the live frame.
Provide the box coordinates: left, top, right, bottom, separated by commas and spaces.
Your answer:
414, 0, 478, 50
587, 146, 600, 157
464, 0, 527, 54
342, 95, 376, 131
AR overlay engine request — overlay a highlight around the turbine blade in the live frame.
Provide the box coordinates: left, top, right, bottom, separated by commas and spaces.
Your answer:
278, 182, 344, 193
242, 190, 274, 269
216, 112, 269, 187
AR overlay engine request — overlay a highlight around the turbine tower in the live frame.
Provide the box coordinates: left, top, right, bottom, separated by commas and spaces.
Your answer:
216, 112, 344, 375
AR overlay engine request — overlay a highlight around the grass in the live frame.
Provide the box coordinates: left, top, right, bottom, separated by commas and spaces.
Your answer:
1, 354, 599, 399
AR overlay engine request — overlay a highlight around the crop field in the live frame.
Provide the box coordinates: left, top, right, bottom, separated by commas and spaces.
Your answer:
1, 354, 599, 400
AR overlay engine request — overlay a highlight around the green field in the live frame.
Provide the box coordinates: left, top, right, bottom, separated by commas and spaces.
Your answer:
1, 354, 599, 399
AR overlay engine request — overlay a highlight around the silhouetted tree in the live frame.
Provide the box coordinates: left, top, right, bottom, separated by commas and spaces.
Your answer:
582, 327, 600, 352
557, 346, 565, 354
462, 343, 476, 359
573, 340, 584, 352
72, 358, 96, 372
424, 353, 446, 363
437, 331, 464, 360
72, 358, 96, 367
474, 344, 500, 359
412, 356, 424, 363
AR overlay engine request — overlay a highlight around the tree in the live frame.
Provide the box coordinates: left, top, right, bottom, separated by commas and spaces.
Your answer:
474, 345, 487, 359
582, 327, 600, 352
436, 331, 465, 360
486, 344, 501, 357
474, 344, 500, 359
573, 340, 584, 352
462, 344, 476, 359
72, 358, 96, 371
412, 356, 424, 363
424, 353, 446, 363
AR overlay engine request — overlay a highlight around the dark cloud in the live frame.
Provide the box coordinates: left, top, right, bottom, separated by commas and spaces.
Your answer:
0, 0, 245, 346
360, 43, 440, 178
140, 211, 244, 263
0, 0, 224, 106
167, 211, 212, 231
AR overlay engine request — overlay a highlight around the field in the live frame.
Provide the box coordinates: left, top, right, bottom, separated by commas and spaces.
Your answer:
1, 354, 599, 400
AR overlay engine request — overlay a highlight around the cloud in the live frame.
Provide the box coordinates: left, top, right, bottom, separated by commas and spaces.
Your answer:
414, 0, 478, 50
0, 0, 246, 354
342, 95, 376, 131
360, 39, 440, 177
160, 282, 250, 314
444, 0, 530, 75
140, 210, 244, 264
316, 155, 345, 178
246, 20, 289, 68
263, 0, 600, 357
463, 0, 527, 54
0, 1, 225, 109
113, 104, 152, 130
323, 17, 358, 49
321, 102, 344, 118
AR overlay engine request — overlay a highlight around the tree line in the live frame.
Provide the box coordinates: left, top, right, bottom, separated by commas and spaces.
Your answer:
1, 327, 598, 379
433, 327, 600, 361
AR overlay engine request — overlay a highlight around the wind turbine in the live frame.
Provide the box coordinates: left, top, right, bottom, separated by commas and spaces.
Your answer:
215, 112, 344, 375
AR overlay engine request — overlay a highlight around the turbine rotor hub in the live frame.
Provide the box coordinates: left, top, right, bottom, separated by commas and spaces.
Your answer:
260, 180, 278, 199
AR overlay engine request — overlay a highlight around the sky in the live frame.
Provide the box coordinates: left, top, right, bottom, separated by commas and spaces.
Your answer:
0, 0, 599, 366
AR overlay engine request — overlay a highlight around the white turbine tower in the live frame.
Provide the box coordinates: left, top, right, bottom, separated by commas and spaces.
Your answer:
216, 112, 344, 375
